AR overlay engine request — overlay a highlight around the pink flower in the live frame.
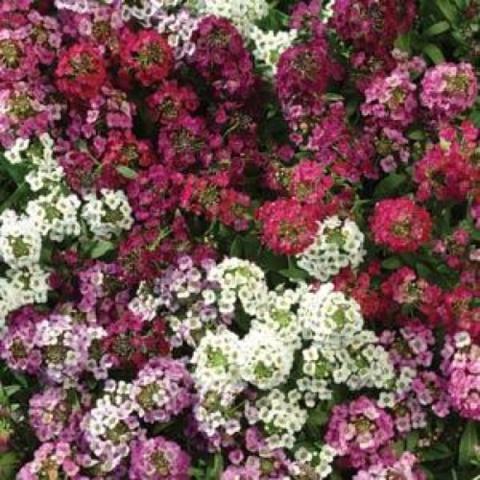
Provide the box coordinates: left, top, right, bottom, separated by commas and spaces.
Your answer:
420, 62, 478, 120
442, 335, 480, 420
129, 436, 191, 480
325, 396, 395, 469
354, 452, 426, 480
361, 68, 418, 128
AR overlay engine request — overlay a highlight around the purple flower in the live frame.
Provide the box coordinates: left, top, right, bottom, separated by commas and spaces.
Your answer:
132, 357, 195, 423
129, 436, 191, 480
325, 396, 395, 469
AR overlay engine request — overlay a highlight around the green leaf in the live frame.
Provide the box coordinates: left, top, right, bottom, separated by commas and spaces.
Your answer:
0, 182, 29, 214
229, 237, 243, 257
279, 266, 309, 281
208, 453, 224, 479
459, 421, 479, 467
90, 240, 115, 259
116, 165, 138, 179
421, 443, 453, 462
395, 32, 412, 53
382, 257, 402, 270
373, 173, 408, 199
423, 43, 446, 64
424, 21, 450, 36
408, 130, 426, 141
0, 452, 19, 480
435, 0, 457, 22
307, 404, 330, 428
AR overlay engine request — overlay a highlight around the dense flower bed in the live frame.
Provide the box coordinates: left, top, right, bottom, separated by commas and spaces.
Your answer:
0, 0, 479, 479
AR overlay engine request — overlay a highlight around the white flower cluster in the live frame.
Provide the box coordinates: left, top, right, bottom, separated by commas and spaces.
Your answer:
0, 212, 42, 268
246, 389, 308, 450
239, 325, 295, 390
249, 26, 298, 75
191, 328, 245, 436
191, 328, 244, 399
293, 445, 337, 479
207, 257, 269, 316
128, 281, 161, 322
6, 134, 64, 192
196, 0, 269, 36
299, 285, 364, 342
0, 210, 50, 324
26, 190, 81, 241
298, 216, 365, 282
300, 330, 395, 405
81, 380, 139, 473
0, 265, 50, 320
157, 10, 199, 60
171, 256, 395, 449
81, 189, 133, 239
253, 286, 305, 347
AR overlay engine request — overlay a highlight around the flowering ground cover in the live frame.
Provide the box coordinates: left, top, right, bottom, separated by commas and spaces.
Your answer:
0, 0, 479, 478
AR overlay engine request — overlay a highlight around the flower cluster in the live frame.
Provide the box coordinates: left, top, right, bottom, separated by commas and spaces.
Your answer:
0, 0, 479, 479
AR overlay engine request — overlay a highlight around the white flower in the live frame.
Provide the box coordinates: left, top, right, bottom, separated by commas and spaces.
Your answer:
253, 287, 303, 347
208, 257, 269, 315
157, 10, 199, 60
239, 325, 294, 390
198, 0, 269, 36
299, 288, 364, 342
4, 133, 56, 169
129, 282, 161, 322
4, 265, 50, 304
297, 216, 365, 282
248, 389, 307, 450
81, 189, 133, 239
249, 26, 297, 75
26, 164, 64, 192
293, 445, 337, 479
191, 328, 244, 400
0, 212, 42, 268
26, 190, 81, 241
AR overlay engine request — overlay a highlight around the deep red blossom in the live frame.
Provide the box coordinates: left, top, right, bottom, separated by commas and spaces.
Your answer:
157, 115, 220, 171
380, 267, 443, 323
97, 130, 156, 190
438, 286, 480, 339
370, 197, 432, 253
289, 160, 334, 204
276, 42, 332, 111
147, 81, 199, 125
256, 199, 322, 255
334, 267, 390, 321
332, 0, 416, 58
119, 29, 173, 87
191, 16, 255, 100
55, 43, 106, 101
180, 174, 221, 218
103, 311, 170, 371
218, 189, 252, 232
127, 164, 184, 224
117, 217, 192, 285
